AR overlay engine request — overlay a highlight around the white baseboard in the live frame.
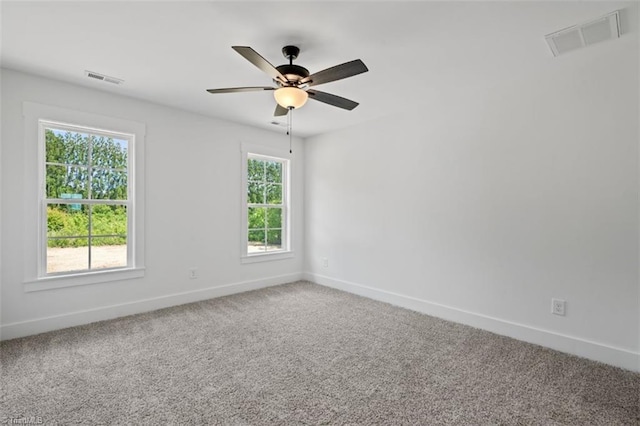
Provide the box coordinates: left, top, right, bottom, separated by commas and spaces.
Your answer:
305, 272, 640, 372
0, 273, 303, 341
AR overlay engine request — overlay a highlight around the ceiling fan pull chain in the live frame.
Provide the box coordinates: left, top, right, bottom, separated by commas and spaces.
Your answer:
286, 107, 290, 136
288, 107, 294, 153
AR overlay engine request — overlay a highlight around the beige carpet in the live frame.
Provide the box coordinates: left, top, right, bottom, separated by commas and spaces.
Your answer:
1, 281, 638, 425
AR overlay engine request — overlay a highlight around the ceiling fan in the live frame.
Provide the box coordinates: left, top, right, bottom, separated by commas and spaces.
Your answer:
206, 45, 368, 116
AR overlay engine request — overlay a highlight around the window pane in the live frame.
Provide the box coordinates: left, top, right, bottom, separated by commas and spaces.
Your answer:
47, 238, 88, 273
266, 208, 282, 229
248, 230, 266, 253
41, 122, 135, 278
92, 205, 127, 239
248, 159, 264, 182
266, 230, 282, 250
91, 169, 128, 200
91, 237, 127, 270
91, 136, 128, 169
45, 128, 89, 165
245, 153, 287, 256
46, 165, 88, 199
265, 161, 282, 183
266, 184, 282, 204
248, 207, 265, 229
248, 182, 264, 204
47, 204, 89, 238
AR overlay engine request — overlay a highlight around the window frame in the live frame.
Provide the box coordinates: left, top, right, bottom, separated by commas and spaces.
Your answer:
39, 120, 134, 277
22, 102, 145, 292
240, 144, 293, 263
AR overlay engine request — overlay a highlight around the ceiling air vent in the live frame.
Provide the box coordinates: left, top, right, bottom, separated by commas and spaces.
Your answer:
545, 11, 620, 57
85, 70, 124, 85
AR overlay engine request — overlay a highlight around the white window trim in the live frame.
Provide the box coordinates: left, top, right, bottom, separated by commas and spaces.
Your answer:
22, 102, 146, 292
240, 143, 293, 264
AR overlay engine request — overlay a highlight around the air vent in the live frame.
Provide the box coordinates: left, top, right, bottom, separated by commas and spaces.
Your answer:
85, 70, 124, 85
545, 11, 620, 57
270, 121, 287, 127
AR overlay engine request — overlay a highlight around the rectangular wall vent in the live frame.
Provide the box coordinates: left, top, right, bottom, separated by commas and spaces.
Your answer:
545, 11, 620, 57
85, 70, 124, 85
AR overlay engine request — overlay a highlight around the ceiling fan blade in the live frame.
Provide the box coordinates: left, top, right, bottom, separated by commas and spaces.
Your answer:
232, 46, 288, 83
302, 59, 368, 87
307, 90, 359, 110
206, 86, 274, 94
274, 104, 289, 116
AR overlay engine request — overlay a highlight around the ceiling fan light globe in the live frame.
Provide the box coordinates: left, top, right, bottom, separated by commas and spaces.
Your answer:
274, 87, 308, 109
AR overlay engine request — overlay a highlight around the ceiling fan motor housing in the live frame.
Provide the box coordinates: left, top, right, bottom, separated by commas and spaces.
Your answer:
275, 64, 310, 86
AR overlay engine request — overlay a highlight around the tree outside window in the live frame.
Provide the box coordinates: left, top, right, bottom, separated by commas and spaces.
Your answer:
246, 155, 287, 254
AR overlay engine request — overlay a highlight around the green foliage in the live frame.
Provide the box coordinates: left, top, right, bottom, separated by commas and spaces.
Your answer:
247, 158, 284, 246
267, 229, 281, 246
265, 161, 282, 183
247, 207, 282, 245
47, 205, 127, 248
45, 128, 128, 249
92, 205, 128, 238
247, 159, 283, 204
247, 158, 263, 182
248, 207, 265, 229
46, 206, 65, 231
45, 129, 128, 200
248, 230, 265, 245
266, 208, 282, 228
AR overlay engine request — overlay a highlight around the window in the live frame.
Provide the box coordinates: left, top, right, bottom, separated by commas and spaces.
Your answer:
41, 121, 132, 275
242, 147, 291, 262
22, 102, 145, 291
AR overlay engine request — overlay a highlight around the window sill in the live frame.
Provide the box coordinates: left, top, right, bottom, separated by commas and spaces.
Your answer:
241, 251, 294, 264
23, 267, 145, 292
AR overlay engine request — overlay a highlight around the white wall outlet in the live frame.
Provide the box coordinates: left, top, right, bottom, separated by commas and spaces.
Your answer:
321, 257, 329, 268
189, 268, 198, 279
551, 298, 566, 316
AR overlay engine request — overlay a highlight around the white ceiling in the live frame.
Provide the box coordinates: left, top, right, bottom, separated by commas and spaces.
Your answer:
1, 1, 636, 137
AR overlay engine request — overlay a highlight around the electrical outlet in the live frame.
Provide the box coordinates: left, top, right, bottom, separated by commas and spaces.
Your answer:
321, 257, 329, 268
189, 268, 198, 279
551, 298, 566, 316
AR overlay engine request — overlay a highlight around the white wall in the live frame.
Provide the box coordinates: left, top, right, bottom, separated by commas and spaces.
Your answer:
1, 69, 304, 338
304, 27, 640, 370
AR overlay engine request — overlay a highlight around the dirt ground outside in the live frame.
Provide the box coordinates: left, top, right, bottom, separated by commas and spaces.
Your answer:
247, 242, 282, 254
47, 245, 127, 273
48, 244, 281, 272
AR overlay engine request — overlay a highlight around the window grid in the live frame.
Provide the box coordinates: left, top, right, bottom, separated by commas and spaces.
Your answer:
246, 154, 287, 254
42, 121, 132, 275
